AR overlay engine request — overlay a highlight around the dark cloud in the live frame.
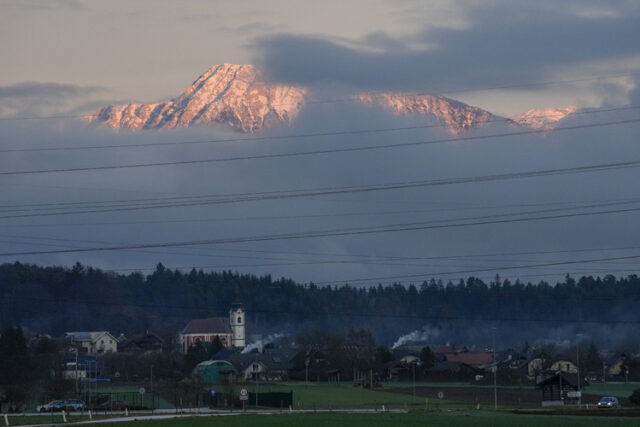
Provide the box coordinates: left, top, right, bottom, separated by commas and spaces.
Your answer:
253, 2, 640, 91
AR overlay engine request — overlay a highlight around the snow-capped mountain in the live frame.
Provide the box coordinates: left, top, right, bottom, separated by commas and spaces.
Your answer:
87, 64, 577, 134
88, 64, 306, 132
512, 106, 578, 129
353, 92, 498, 134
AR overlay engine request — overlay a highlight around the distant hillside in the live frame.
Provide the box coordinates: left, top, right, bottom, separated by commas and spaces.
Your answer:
1, 262, 638, 349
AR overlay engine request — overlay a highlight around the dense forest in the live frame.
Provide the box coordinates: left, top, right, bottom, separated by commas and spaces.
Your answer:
1, 262, 639, 350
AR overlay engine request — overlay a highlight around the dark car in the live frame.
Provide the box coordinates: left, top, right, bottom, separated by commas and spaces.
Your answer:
95, 400, 127, 411
597, 396, 620, 408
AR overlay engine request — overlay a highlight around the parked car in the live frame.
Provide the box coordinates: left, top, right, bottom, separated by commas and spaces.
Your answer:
63, 399, 85, 411
37, 400, 65, 412
95, 400, 127, 411
597, 396, 620, 408
37, 399, 85, 412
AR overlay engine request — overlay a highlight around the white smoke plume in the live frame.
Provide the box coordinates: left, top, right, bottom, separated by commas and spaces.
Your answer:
392, 326, 440, 349
241, 333, 286, 354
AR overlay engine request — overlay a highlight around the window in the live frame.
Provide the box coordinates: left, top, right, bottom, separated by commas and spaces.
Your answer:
237, 316, 242, 324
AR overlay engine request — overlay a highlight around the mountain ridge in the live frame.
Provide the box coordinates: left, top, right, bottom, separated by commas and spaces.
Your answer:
87, 64, 577, 134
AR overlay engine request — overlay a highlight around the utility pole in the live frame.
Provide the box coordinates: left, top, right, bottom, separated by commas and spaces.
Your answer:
253, 361, 259, 408
492, 327, 497, 410
412, 363, 416, 403
305, 358, 310, 388
75, 351, 79, 393
150, 366, 154, 413
576, 334, 583, 406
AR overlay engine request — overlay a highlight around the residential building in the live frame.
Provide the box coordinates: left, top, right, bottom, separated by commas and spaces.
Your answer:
118, 331, 164, 353
65, 331, 118, 354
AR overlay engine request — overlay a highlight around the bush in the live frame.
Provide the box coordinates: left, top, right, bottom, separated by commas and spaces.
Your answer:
630, 389, 640, 405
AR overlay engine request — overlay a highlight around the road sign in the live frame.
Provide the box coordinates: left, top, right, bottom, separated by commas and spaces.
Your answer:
240, 387, 249, 401
567, 391, 581, 398
437, 391, 444, 400
139, 387, 146, 395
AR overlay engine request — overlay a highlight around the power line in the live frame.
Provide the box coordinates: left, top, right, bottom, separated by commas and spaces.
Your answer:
8, 226, 640, 269
2, 104, 638, 154
2, 158, 640, 220
2, 202, 640, 257
3, 196, 638, 228
4, 228, 640, 271
314, 252, 640, 286
1, 192, 632, 213
2, 117, 639, 176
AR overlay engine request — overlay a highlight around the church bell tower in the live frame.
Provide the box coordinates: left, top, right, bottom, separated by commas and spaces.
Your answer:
229, 302, 245, 348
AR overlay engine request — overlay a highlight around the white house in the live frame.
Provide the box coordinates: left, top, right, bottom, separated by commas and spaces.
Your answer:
65, 331, 119, 354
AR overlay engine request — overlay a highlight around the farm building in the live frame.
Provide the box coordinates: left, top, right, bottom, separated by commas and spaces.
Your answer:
192, 360, 238, 384
537, 372, 587, 406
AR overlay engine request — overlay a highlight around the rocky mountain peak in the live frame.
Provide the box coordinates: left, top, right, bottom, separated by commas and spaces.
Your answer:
88, 64, 575, 135
88, 64, 307, 132
353, 92, 498, 134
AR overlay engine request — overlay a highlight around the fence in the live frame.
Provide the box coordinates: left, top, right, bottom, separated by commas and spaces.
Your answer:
248, 392, 293, 408
37, 391, 160, 411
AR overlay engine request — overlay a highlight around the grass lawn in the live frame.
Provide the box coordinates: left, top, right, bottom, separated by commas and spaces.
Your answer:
4, 413, 124, 425
87, 411, 640, 427
236, 382, 454, 410
583, 382, 640, 398
383, 381, 535, 389
91, 384, 175, 409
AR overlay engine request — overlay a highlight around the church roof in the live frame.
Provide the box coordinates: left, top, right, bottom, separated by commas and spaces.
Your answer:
181, 317, 231, 334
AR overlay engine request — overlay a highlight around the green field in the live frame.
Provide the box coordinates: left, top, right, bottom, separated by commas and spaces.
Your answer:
89, 411, 640, 427
4, 413, 124, 425
583, 382, 640, 398
79, 384, 174, 409
236, 382, 457, 409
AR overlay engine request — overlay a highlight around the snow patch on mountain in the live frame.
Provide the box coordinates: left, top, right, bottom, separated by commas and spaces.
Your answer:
512, 106, 578, 129
354, 92, 498, 134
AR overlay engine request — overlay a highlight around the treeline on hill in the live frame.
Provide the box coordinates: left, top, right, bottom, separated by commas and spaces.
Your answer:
1, 262, 639, 348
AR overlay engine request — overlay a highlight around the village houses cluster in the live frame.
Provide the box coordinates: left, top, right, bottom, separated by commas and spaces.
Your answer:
54, 303, 634, 407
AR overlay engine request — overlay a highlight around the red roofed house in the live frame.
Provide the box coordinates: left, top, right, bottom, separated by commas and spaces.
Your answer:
179, 303, 245, 353
444, 352, 494, 368
433, 344, 468, 359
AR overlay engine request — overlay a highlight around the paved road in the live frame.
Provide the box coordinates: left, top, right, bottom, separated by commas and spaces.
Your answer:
11, 408, 408, 427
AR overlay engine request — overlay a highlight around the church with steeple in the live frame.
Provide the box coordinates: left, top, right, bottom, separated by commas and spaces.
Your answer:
178, 302, 246, 353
